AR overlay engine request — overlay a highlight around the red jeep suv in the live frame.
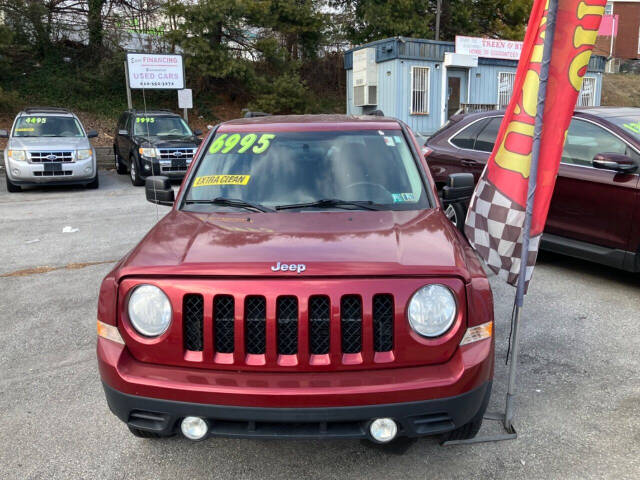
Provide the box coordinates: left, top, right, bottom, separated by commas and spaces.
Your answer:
97, 114, 494, 444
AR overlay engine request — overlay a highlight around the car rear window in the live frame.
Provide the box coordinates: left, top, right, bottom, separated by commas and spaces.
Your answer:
450, 118, 491, 149
183, 129, 429, 211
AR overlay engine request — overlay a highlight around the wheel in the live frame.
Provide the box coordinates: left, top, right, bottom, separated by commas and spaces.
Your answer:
127, 426, 162, 438
114, 147, 127, 174
86, 173, 99, 189
444, 202, 466, 232
5, 175, 21, 192
129, 156, 144, 186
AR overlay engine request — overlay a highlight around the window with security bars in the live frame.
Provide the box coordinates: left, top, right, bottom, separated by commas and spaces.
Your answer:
411, 67, 430, 114
577, 77, 596, 107
497, 72, 516, 109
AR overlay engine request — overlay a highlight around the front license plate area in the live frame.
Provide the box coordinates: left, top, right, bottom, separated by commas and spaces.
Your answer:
44, 162, 62, 172
172, 158, 187, 169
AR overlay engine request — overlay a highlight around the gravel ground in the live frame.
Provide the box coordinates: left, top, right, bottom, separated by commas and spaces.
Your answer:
0, 171, 638, 480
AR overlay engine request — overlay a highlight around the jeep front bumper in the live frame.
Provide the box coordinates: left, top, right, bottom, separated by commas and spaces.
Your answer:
98, 336, 494, 439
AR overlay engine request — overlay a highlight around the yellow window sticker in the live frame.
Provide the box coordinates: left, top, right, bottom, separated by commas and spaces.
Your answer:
16, 128, 35, 132
193, 174, 251, 187
24, 117, 47, 124
136, 117, 155, 123
209, 133, 275, 155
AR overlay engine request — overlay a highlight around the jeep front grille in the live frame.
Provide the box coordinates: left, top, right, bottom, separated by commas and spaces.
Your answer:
309, 296, 330, 355
340, 295, 362, 354
29, 151, 74, 163
181, 292, 395, 363
245, 296, 266, 355
214, 295, 235, 353
373, 294, 394, 352
183, 294, 204, 351
277, 296, 298, 355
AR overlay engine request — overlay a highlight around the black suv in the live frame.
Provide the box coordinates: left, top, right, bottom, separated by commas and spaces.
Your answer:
113, 110, 202, 186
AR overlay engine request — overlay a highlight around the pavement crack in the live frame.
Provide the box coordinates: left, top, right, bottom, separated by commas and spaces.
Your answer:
0, 260, 116, 277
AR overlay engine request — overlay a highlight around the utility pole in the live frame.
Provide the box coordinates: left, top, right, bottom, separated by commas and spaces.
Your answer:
435, 0, 442, 41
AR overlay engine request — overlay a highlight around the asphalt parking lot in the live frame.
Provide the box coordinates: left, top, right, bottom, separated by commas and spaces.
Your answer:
1, 170, 638, 480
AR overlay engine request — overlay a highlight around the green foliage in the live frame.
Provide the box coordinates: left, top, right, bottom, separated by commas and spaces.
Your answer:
334, 0, 533, 43
0, 0, 533, 120
249, 71, 315, 114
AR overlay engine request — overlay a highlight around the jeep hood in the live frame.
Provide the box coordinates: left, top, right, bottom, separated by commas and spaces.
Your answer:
116, 209, 473, 280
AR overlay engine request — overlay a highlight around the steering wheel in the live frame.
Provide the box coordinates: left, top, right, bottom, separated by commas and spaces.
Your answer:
344, 182, 393, 202
167, 128, 181, 135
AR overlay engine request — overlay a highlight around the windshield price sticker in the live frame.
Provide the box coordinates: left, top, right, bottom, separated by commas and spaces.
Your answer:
136, 117, 156, 123
193, 174, 251, 187
209, 133, 276, 155
623, 121, 640, 134
24, 117, 47, 124
16, 128, 35, 132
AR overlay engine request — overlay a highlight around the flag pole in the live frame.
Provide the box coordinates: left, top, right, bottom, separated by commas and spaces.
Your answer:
504, 0, 559, 432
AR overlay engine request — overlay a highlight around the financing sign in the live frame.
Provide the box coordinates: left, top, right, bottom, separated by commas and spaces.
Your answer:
455, 36, 523, 60
126, 53, 184, 90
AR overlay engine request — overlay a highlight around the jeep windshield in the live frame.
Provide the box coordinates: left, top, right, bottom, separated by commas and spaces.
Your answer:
133, 116, 192, 137
13, 115, 84, 137
183, 129, 429, 212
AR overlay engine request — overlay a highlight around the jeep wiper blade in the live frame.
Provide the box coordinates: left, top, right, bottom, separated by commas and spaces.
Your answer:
185, 197, 274, 212
275, 198, 382, 211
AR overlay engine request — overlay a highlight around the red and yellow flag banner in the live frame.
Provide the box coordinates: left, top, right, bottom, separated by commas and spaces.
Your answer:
465, 0, 606, 289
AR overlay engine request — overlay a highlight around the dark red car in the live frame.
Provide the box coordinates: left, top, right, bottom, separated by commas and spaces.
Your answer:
425, 107, 640, 273
97, 114, 494, 444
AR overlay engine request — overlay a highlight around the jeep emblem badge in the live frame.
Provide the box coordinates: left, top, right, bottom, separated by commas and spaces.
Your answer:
271, 262, 306, 274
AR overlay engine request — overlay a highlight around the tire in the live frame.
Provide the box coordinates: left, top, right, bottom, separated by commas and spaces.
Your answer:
5, 175, 21, 193
441, 383, 492, 442
129, 156, 144, 186
86, 173, 99, 189
127, 426, 163, 438
444, 202, 467, 233
114, 147, 127, 174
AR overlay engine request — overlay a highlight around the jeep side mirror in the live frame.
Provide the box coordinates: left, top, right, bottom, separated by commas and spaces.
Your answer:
193, 129, 202, 137
87, 130, 98, 139
0, 129, 8, 138
442, 173, 475, 202
592, 152, 637, 173
118, 129, 128, 136
145, 176, 174, 206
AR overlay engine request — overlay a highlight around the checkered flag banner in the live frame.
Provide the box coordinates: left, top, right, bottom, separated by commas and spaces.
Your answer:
465, 179, 540, 290
463, 0, 605, 297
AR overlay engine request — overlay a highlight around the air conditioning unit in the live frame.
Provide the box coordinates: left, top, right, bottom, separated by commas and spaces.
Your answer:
353, 48, 378, 107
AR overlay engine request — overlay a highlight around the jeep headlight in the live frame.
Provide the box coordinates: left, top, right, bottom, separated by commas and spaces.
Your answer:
139, 147, 158, 158
408, 284, 457, 338
8, 150, 26, 161
127, 285, 172, 337
77, 149, 92, 160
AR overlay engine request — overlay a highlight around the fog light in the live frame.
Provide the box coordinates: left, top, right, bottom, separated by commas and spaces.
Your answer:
12, 168, 20, 176
369, 418, 398, 443
84, 166, 92, 173
180, 416, 208, 440
144, 163, 150, 170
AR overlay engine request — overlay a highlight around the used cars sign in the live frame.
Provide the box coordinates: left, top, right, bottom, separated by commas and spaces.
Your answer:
126, 53, 185, 90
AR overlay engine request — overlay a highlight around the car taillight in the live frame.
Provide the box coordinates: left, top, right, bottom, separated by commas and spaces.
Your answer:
421, 146, 433, 157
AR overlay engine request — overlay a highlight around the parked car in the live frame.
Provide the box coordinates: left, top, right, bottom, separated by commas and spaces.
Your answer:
2, 107, 99, 192
97, 114, 494, 445
425, 107, 640, 273
113, 109, 202, 186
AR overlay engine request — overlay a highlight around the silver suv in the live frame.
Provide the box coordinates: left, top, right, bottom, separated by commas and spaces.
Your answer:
2, 107, 99, 192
